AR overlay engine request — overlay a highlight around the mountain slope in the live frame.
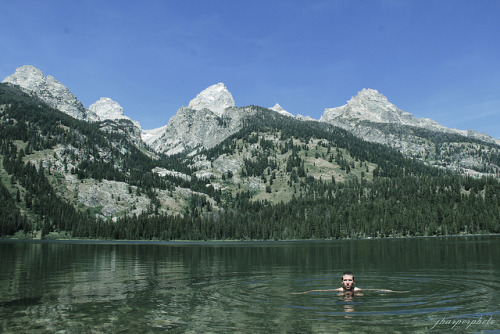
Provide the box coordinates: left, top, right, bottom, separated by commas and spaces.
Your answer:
187, 82, 235, 116
321, 88, 499, 144
147, 105, 257, 155
146, 82, 247, 155
0, 84, 218, 231
2, 65, 96, 121
4, 65, 499, 178
167, 107, 500, 239
2, 65, 144, 142
320, 89, 500, 177
1, 67, 499, 240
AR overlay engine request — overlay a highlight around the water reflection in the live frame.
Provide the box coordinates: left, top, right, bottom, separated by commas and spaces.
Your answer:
338, 290, 357, 316
0, 236, 499, 332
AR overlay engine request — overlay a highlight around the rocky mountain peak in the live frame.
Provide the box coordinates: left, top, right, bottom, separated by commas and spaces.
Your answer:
345, 88, 400, 121
269, 103, 294, 117
2, 65, 96, 121
2, 65, 45, 89
351, 88, 389, 102
89, 97, 135, 123
320, 88, 411, 125
187, 83, 235, 117
89, 97, 123, 118
320, 88, 500, 149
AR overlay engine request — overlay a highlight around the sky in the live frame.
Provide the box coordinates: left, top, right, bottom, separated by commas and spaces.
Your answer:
1, 0, 499, 139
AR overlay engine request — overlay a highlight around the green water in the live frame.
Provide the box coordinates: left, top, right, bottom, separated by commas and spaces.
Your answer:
1, 236, 499, 333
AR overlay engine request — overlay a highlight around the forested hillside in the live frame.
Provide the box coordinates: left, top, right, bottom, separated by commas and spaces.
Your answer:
1, 83, 499, 240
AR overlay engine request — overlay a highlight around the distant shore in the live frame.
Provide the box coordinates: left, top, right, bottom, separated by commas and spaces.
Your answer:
1, 233, 499, 245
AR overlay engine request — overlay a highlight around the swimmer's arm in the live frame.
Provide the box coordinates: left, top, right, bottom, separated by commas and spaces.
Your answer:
359, 288, 409, 293
292, 288, 342, 294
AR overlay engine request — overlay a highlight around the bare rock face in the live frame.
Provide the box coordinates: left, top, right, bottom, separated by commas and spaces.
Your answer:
2, 65, 97, 121
320, 88, 500, 146
89, 97, 140, 128
321, 89, 428, 127
148, 106, 222, 155
148, 105, 256, 155
142, 124, 169, 147
187, 83, 235, 117
146, 83, 254, 155
269, 103, 294, 117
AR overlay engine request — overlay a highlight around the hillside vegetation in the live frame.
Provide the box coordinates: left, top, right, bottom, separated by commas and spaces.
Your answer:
1, 84, 499, 240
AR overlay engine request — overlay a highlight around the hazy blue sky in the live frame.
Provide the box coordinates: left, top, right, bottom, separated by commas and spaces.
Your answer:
1, 0, 499, 139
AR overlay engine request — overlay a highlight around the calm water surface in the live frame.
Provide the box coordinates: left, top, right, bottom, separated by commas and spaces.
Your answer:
1, 236, 499, 333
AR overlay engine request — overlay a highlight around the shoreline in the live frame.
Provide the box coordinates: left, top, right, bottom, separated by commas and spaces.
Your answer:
1, 233, 499, 245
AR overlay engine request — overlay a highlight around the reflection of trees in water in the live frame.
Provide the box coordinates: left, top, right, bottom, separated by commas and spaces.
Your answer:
1, 237, 499, 332
1, 243, 184, 331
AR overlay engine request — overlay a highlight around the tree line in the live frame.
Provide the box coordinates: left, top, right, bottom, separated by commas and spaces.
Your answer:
1, 84, 499, 240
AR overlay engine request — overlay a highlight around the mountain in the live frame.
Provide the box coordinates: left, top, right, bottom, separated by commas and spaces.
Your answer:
2, 66, 146, 145
147, 83, 254, 155
321, 89, 425, 126
89, 97, 140, 127
4, 66, 499, 177
1, 65, 499, 240
2, 65, 97, 121
269, 103, 294, 117
88, 97, 144, 145
320, 88, 499, 145
320, 88, 500, 176
0, 83, 213, 227
187, 82, 235, 116
147, 105, 257, 155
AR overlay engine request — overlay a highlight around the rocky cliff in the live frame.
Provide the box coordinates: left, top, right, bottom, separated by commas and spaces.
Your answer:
320, 88, 500, 175
187, 82, 235, 117
320, 88, 500, 146
269, 103, 294, 117
2, 65, 97, 121
146, 83, 256, 155
89, 97, 140, 127
3, 65, 499, 176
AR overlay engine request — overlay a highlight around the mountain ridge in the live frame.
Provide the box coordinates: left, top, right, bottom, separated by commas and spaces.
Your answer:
2, 65, 95, 121
1, 80, 499, 240
4, 65, 499, 145
187, 82, 235, 117
2, 65, 500, 176
320, 88, 500, 145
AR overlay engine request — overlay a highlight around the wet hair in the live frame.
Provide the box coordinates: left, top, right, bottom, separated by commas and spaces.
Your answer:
341, 271, 355, 281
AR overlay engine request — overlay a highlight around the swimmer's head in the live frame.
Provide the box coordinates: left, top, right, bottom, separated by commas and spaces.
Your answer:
341, 271, 355, 291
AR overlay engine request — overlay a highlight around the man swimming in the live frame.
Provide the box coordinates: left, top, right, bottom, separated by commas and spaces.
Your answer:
294, 271, 398, 294
335, 271, 359, 292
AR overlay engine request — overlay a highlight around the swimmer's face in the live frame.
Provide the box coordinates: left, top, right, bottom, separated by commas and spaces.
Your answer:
341, 275, 355, 290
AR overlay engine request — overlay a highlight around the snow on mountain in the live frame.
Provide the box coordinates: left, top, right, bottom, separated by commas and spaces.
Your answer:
142, 124, 169, 146
89, 97, 140, 128
2, 65, 97, 121
269, 103, 294, 117
187, 83, 235, 117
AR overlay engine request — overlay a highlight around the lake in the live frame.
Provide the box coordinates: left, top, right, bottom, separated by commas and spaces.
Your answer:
1, 236, 499, 333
